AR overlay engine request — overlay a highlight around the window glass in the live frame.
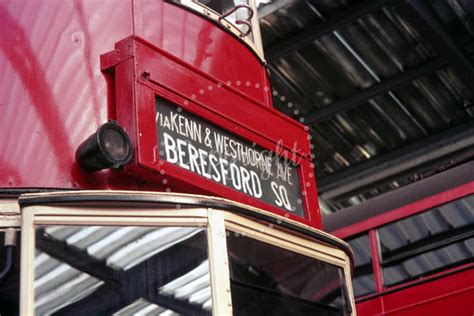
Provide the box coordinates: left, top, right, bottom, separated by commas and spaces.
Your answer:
379, 194, 474, 287
0, 230, 20, 316
226, 231, 352, 315
34, 225, 211, 315
346, 234, 375, 297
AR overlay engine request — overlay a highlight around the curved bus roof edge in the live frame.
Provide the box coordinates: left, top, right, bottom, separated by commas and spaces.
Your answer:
18, 190, 355, 272
324, 161, 474, 232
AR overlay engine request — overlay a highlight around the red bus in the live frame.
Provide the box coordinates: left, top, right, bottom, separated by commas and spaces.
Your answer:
325, 161, 474, 316
0, 1, 355, 315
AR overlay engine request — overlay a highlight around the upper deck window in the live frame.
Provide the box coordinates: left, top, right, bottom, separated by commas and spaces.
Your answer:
33, 225, 211, 315
227, 232, 352, 315
378, 194, 474, 287
172, 0, 264, 60
346, 233, 375, 297
19, 191, 355, 315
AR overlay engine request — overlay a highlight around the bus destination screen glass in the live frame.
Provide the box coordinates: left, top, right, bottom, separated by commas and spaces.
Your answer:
155, 97, 305, 217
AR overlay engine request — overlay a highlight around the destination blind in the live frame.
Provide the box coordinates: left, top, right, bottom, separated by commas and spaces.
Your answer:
155, 97, 305, 217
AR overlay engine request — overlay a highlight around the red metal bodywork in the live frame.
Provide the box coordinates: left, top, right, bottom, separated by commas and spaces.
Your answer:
0, 1, 321, 227
332, 182, 474, 316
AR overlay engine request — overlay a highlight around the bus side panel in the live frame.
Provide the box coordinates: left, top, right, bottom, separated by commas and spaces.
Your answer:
382, 269, 474, 316
0, 0, 135, 189
355, 297, 383, 316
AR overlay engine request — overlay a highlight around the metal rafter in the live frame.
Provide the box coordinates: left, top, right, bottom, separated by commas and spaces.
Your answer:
258, 0, 297, 19
36, 230, 209, 316
397, 0, 474, 98
265, 0, 391, 61
317, 121, 474, 200
304, 58, 447, 124
382, 224, 474, 266
268, 63, 315, 111
323, 162, 473, 230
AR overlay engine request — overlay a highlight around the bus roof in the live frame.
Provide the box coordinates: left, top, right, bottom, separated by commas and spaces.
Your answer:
19, 190, 354, 266
324, 161, 474, 232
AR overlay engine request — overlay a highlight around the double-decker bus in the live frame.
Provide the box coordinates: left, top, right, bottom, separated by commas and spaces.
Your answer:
0, 1, 355, 315
325, 161, 473, 316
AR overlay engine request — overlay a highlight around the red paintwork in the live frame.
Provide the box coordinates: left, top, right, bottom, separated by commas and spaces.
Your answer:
357, 267, 474, 316
332, 183, 474, 315
0, 1, 321, 228
100, 36, 319, 227
332, 182, 474, 239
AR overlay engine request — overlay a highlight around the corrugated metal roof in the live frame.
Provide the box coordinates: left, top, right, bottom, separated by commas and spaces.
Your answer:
346, 234, 374, 297
258, 0, 474, 211
34, 226, 210, 315
346, 193, 473, 297
378, 194, 474, 286
35, 252, 104, 315
113, 298, 179, 316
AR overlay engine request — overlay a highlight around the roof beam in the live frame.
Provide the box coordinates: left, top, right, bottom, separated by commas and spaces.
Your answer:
397, 0, 474, 97
304, 58, 447, 124
317, 121, 474, 200
265, 0, 391, 61
383, 224, 474, 266
36, 229, 117, 282
257, 0, 297, 19
268, 63, 316, 111
38, 230, 209, 315
323, 161, 473, 230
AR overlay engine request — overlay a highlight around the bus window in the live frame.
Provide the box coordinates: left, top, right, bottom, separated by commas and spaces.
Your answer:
346, 234, 375, 297
378, 194, 474, 287
20, 192, 355, 315
33, 225, 210, 315
0, 229, 20, 316
226, 231, 352, 315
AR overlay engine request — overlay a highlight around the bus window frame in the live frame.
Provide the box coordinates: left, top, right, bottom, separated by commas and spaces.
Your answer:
332, 182, 474, 239
19, 204, 226, 315
223, 212, 356, 313
336, 182, 474, 302
224, 213, 351, 268
19, 191, 355, 315
344, 231, 380, 298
